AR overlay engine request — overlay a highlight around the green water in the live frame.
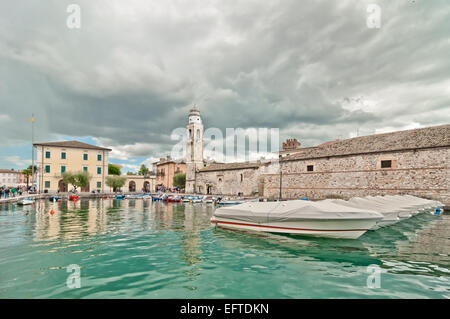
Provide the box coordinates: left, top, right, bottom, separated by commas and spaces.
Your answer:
0, 199, 448, 298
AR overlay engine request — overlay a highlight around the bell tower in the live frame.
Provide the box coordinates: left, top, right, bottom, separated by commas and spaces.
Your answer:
185, 105, 204, 193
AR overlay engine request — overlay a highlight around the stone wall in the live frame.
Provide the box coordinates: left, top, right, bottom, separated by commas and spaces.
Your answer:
262, 147, 450, 204
196, 167, 261, 196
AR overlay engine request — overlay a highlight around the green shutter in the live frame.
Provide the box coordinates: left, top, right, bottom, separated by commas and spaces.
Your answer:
83, 153, 88, 160
61, 166, 66, 173
61, 152, 66, 159
97, 182, 102, 188
45, 165, 50, 173
45, 151, 50, 159
83, 167, 88, 172
97, 167, 101, 174
97, 154, 102, 161
45, 181, 50, 188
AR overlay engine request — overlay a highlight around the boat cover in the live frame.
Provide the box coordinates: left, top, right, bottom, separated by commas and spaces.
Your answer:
213, 200, 382, 224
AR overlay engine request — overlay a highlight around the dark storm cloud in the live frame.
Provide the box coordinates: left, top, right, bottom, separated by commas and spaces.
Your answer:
0, 0, 449, 169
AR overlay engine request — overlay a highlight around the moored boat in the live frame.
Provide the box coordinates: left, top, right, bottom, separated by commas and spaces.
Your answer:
211, 200, 383, 239
17, 198, 35, 205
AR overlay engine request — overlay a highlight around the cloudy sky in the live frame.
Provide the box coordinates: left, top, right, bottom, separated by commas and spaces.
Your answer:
0, 0, 449, 172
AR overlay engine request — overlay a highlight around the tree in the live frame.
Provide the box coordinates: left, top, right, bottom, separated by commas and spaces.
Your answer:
138, 164, 149, 176
108, 164, 121, 175
22, 165, 37, 188
126, 171, 137, 175
106, 175, 126, 192
173, 173, 186, 189
62, 171, 91, 192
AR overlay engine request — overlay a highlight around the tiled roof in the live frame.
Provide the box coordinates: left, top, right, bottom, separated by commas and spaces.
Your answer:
283, 124, 450, 161
33, 140, 112, 151
0, 169, 22, 174
199, 161, 261, 172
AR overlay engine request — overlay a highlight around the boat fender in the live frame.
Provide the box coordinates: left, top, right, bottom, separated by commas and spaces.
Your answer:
50, 209, 54, 215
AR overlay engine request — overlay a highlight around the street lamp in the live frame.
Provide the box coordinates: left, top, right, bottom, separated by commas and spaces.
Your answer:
279, 154, 282, 201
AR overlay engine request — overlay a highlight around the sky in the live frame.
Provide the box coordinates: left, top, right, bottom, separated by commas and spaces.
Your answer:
0, 0, 449, 173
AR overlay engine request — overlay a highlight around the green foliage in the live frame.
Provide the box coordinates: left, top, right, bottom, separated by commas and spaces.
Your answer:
106, 175, 126, 192
138, 164, 149, 176
108, 164, 121, 176
62, 171, 91, 191
173, 173, 186, 189
126, 171, 137, 175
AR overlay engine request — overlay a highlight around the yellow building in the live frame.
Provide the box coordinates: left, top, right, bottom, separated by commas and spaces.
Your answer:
33, 141, 111, 193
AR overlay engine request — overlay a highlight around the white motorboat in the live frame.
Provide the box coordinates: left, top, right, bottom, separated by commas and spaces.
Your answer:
17, 198, 35, 205
211, 200, 383, 239
366, 196, 421, 216
345, 197, 408, 225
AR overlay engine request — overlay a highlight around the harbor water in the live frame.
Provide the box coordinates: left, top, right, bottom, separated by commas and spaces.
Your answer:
0, 198, 449, 298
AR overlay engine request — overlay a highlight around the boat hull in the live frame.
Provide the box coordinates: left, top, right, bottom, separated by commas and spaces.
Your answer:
211, 217, 378, 239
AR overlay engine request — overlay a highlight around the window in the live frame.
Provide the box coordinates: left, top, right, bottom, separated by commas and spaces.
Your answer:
97, 182, 102, 188
381, 160, 392, 168
61, 166, 66, 174
240, 174, 243, 182
97, 167, 101, 175
61, 152, 66, 159
83, 153, 88, 160
307, 165, 314, 172
83, 166, 88, 172
45, 165, 50, 173
45, 181, 50, 188
45, 151, 51, 159
97, 154, 102, 161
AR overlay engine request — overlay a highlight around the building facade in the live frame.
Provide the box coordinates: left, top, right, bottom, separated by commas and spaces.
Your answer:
262, 125, 450, 204
33, 141, 111, 193
0, 169, 23, 187
185, 105, 449, 204
155, 156, 186, 189
123, 174, 157, 193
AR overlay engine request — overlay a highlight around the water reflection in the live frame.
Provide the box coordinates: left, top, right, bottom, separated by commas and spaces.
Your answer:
1, 199, 448, 281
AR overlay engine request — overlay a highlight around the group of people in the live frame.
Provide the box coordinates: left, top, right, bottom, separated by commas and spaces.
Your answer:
0, 185, 34, 199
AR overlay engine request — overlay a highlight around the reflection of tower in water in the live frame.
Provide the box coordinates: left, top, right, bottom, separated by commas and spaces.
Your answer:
180, 204, 204, 266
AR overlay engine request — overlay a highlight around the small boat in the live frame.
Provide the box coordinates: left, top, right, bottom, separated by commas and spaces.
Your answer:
116, 195, 125, 200
141, 195, 152, 200
49, 196, 62, 202
18, 198, 35, 205
182, 196, 193, 202
203, 196, 214, 204
211, 200, 383, 239
69, 195, 79, 201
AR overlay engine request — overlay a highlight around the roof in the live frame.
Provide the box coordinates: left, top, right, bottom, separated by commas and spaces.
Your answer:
283, 124, 450, 161
0, 169, 22, 174
199, 161, 261, 172
33, 140, 112, 151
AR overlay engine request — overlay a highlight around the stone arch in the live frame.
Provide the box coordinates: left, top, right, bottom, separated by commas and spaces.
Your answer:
143, 181, 150, 192
129, 180, 136, 192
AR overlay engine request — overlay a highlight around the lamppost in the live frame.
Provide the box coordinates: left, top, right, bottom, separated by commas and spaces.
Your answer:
279, 154, 282, 201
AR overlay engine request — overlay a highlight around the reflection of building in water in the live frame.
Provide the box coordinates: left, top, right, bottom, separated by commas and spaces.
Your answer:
396, 215, 450, 265
180, 204, 203, 265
